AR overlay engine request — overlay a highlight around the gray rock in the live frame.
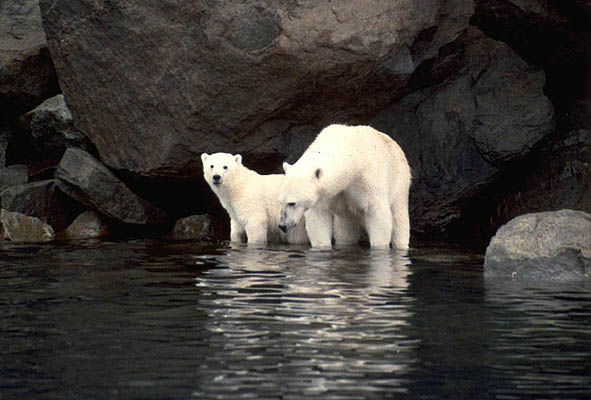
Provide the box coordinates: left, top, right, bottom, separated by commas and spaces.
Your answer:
55, 148, 167, 225
19, 94, 92, 156
0, 0, 58, 117
372, 27, 554, 235
0, 208, 54, 242
62, 210, 108, 239
0, 179, 82, 231
171, 214, 214, 241
40, 0, 473, 176
484, 210, 591, 281
0, 164, 28, 190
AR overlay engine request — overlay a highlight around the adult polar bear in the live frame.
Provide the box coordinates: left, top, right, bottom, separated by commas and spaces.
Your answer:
278, 124, 411, 249
202, 152, 308, 245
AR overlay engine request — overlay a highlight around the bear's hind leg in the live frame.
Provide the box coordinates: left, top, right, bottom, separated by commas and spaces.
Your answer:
365, 199, 393, 249
333, 215, 360, 246
391, 204, 410, 250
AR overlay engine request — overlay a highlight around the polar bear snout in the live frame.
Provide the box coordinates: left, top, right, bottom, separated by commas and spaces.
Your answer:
212, 174, 222, 185
278, 224, 288, 233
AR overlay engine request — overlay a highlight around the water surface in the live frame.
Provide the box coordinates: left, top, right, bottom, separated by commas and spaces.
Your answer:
1, 240, 589, 399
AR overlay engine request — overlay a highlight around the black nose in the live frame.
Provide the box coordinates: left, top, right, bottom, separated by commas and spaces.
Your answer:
278, 224, 287, 233
213, 174, 221, 184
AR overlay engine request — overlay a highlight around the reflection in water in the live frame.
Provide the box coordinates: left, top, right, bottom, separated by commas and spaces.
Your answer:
195, 246, 416, 397
0, 240, 590, 399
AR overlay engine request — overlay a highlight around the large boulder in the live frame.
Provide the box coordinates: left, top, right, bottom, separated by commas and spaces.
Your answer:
484, 210, 591, 281
55, 148, 167, 225
39, 0, 474, 177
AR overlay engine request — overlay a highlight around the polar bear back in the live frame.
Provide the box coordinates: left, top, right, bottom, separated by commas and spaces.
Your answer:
294, 124, 410, 199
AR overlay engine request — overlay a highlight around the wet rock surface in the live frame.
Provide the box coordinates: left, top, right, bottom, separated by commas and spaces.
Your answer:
484, 210, 591, 280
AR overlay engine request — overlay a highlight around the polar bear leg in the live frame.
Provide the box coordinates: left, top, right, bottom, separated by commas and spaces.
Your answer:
304, 208, 333, 248
230, 219, 245, 243
390, 184, 410, 250
333, 215, 360, 246
365, 199, 393, 248
244, 219, 268, 245
391, 204, 410, 250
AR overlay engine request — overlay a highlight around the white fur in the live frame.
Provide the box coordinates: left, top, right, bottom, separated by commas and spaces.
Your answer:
201, 152, 308, 245
278, 124, 411, 249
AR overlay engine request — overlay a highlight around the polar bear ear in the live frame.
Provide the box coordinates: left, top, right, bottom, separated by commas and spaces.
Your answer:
201, 153, 209, 163
234, 154, 242, 165
314, 168, 323, 180
282, 162, 292, 173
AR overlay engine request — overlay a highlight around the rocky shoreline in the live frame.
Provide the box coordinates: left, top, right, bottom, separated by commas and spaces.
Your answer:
1, 1, 589, 252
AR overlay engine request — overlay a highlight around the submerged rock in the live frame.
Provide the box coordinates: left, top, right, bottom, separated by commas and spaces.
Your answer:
0, 208, 54, 242
62, 211, 109, 240
171, 214, 214, 241
484, 210, 591, 281
55, 148, 167, 226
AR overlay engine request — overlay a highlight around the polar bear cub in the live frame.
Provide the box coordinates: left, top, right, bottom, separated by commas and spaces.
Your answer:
278, 124, 411, 249
201, 152, 308, 245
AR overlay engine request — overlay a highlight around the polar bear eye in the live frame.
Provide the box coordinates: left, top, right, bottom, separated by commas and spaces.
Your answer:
210, 165, 214, 169
223, 166, 228, 170
287, 202, 296, 207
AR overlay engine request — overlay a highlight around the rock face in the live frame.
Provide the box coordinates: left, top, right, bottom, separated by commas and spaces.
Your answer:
484, 210, 591, 281
55, 148, 167, 225
372, 26, 553, 235
0, 0, 581, 244
39, 0, 475, 177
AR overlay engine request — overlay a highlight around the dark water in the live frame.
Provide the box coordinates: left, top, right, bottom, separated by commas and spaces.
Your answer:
1, 240, 590, 400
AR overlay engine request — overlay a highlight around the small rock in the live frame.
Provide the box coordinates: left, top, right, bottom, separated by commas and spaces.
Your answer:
0, 208, 54, 242
484, 210, 591, 281
171, 215, 214, 240
62, 211, 109, 240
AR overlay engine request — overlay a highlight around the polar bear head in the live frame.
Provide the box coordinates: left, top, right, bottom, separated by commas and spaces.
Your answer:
201, 152, 243, 188
277, 162, 322, 233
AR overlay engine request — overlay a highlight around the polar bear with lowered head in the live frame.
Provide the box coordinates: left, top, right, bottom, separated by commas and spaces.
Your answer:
278, 124, 411, 249
202, 152, 308, 245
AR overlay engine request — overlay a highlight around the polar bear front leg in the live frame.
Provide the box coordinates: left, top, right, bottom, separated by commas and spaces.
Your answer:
304, 208, 333, 248
244, 218, 268, 245
365, 199, 393, 249
230, 219, 245, 243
